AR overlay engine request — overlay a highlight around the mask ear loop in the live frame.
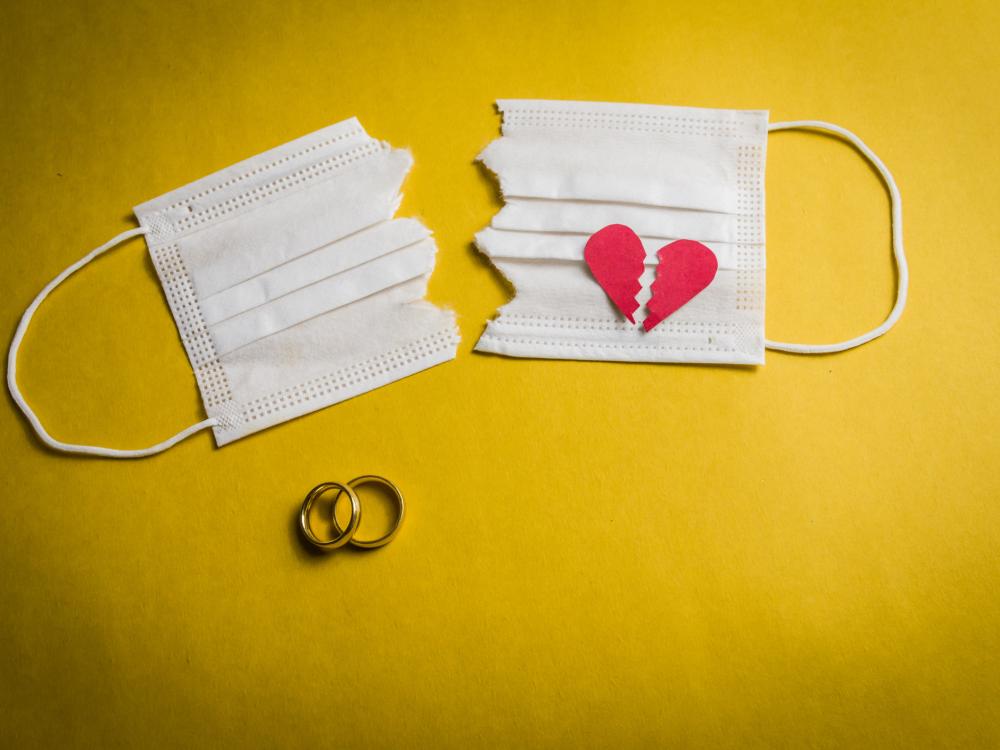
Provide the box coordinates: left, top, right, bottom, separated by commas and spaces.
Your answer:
765, 120, 908, 354
7, 226, 219, 458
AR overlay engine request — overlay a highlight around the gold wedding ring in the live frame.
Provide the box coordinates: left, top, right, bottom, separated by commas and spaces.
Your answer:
299, 482, 362, 550
331, 475, 406, 550
299, 475, 405, 551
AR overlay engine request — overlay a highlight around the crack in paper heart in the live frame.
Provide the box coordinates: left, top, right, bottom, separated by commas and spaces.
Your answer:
583, 224, 719, 332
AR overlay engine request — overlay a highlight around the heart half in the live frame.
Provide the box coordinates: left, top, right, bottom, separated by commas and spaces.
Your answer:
583, 224, 645, 324
643, 239, 718, 332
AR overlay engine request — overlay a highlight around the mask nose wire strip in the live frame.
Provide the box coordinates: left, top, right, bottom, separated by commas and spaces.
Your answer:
764, 120, 908, 354
6, 226, 219, 458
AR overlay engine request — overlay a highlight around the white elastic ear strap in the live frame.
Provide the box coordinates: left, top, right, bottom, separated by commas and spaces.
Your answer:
7, 226, 218, 458
765, 120, 908, 354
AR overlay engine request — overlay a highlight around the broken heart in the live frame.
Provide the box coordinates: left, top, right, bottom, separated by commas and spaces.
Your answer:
583, 224, 718, 332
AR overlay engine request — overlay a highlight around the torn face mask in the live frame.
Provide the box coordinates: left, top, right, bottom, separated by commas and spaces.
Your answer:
474, 99, 907, 364
8, 117, 460, 458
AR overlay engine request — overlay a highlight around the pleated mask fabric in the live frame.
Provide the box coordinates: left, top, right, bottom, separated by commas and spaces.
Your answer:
134, 117, 460, 447
473, 99, 907, 365
7, 117, 460, 457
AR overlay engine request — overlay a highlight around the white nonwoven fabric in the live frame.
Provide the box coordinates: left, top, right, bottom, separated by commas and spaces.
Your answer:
134, 117, 459, 446
474, 99, 770, 365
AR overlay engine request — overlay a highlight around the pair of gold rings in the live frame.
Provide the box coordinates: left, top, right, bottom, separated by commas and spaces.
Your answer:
299, 475, 405, 551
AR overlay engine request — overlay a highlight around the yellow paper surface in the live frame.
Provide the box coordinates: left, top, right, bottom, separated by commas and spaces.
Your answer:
1, 1, 998, 747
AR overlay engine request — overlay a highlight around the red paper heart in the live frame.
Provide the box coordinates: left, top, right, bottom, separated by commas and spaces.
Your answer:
643, 239, 718, 331
583, 224, 645, 323
583, 225, 718, 331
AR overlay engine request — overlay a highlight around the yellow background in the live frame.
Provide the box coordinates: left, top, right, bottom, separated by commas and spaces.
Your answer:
2, 0, 998, 746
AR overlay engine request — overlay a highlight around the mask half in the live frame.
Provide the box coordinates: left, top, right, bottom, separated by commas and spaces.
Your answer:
8, 117, 460, 457
474, 99, 906, 364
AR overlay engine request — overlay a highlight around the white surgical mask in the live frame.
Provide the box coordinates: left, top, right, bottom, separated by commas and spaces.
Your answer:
8, 117, 459, 457
474, 99, 907, 364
